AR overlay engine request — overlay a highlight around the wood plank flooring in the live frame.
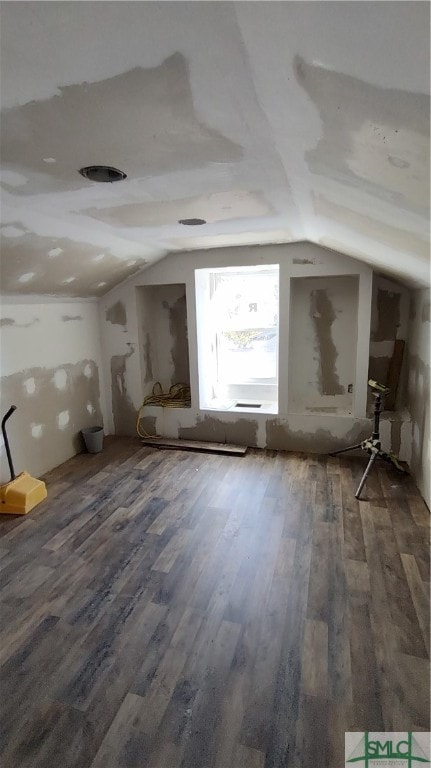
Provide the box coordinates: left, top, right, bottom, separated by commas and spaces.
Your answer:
0, 437, 429, 768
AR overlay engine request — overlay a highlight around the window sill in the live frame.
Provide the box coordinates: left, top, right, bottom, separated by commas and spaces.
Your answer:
201, 399, 278, 415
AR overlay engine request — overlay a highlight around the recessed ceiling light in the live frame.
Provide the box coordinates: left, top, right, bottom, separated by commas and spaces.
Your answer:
78, 166, 127, 183
178, 218, 206, 226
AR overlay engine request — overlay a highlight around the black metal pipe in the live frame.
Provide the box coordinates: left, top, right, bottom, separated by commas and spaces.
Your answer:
372, 393, 382, 441
1, 405, 17, 481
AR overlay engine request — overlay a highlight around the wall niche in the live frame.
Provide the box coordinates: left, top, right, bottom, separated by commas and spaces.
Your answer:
288, 275, 359, 415
137, 283, 190, 396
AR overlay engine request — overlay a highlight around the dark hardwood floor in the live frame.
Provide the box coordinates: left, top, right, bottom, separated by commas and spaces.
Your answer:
0, 438, 429, 768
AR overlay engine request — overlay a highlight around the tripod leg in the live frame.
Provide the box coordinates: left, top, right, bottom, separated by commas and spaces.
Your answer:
330, 442, 363, 457
355, 452, 378, 499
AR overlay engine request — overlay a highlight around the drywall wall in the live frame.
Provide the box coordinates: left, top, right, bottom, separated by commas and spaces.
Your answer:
407, 288, 430, 507
99, 241, 379, 451
0, 299, 107, 483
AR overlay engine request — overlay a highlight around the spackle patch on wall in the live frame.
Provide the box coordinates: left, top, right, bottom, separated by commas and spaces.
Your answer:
24, 377, 36, 395
143, 332, 154, 384
0, 317, 40, 329
168, 295, 190, 386
0, 360, 102, 460
0, 232, 146, 297
57, 410, 70, 429
179, 416, 258, 447
31, 424, 43, 439
265, 419, 370, 453
310, 289, 344, 396
111, 345, 137, 435
106, 301, 127, 328
53, 368, 68, 390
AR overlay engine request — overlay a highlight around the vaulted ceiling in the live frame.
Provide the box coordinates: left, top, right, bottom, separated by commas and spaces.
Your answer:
1, 1, 429, 297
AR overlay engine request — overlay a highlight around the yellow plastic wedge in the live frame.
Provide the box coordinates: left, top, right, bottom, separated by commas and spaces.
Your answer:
0, 471, 47, 515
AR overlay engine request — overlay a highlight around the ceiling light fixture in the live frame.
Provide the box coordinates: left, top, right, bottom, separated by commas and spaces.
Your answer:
78, 166, 127, 182
178, 218, 206, 226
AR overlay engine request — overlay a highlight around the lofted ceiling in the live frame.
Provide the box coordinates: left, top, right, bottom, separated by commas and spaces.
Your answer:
0, 1, 429, 297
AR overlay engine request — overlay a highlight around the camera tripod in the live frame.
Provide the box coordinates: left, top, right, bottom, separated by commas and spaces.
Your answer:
330, 379, 406, 499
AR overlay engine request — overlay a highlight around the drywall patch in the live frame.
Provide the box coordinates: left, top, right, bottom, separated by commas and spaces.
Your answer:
179, 416, 258, 447
18, 273, 36, 284
111, 345, 137, 435
138, 415, 157, 438
143, 332, 154, 385
57, 410, 70, 429
53, 368, 68, 390
293, 258, 314, 265
31, 424, 43, 439
87, 189, 270, 229
61, 315, 83, 323
0, 359, 102, 459
0, 317, 40, 328
294, 55, 429, 213
106, 301, 127, 328
372, 289, 400, 341
24, 377, 36, 395
1, 54, 241, 189
1, 225, 26, 238
314, 195, 429, 260
310, 289, 344, 395
0, 170, 28, 187
0, 232, 146, 297
265, 419, 370, 453
0, 317, 39, 328
305, 407, 338, 414
168, 295, 190, 386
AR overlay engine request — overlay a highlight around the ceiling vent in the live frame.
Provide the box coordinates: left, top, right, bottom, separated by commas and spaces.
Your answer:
78, 166, 127, 182
178, 218, 206, 226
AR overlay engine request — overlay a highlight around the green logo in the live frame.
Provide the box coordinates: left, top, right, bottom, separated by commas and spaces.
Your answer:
345, 732, 430, 767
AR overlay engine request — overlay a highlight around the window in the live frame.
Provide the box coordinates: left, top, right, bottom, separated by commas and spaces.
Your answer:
195, 264, 279, 413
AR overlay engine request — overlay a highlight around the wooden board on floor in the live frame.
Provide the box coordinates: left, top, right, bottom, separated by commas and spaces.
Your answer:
140, 437, 247, 455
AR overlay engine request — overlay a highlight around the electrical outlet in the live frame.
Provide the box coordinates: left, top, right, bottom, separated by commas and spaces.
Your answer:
348, 383, 353, 393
